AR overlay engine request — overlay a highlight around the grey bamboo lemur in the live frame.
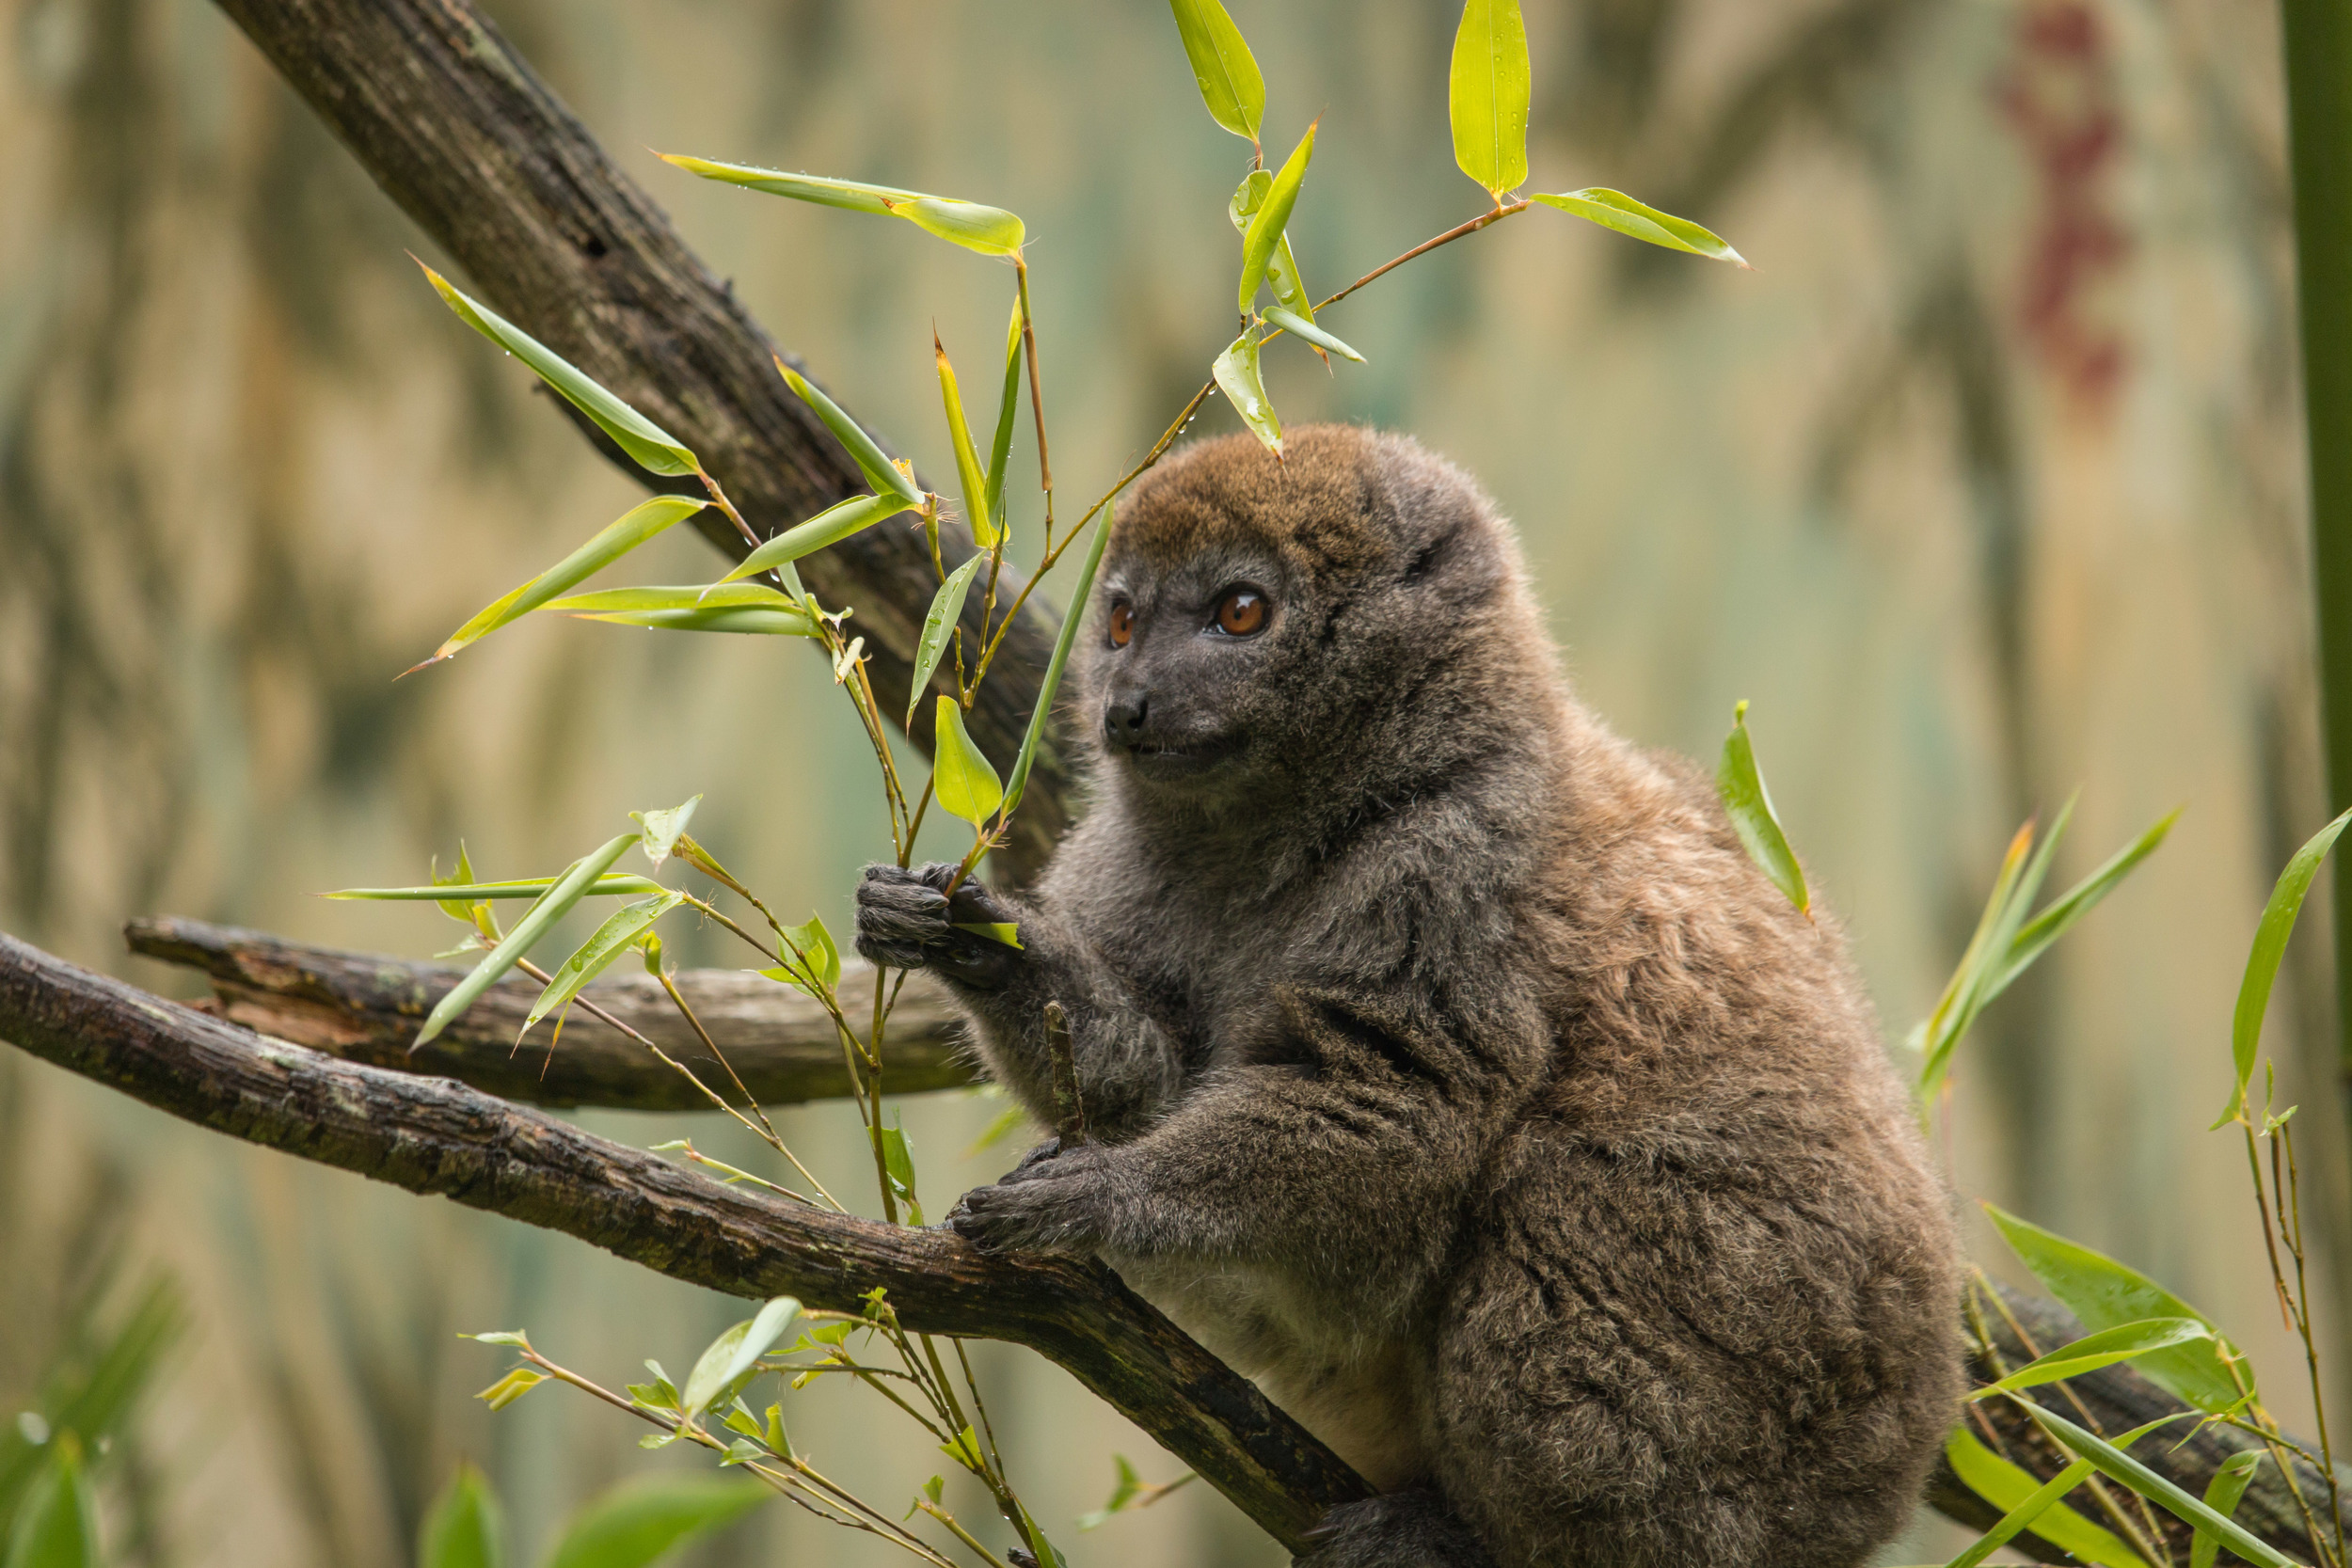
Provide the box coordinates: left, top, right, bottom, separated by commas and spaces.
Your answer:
855, 426, 1961, 1568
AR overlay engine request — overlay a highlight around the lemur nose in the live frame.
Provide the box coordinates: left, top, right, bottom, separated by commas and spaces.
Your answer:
1104, 693, 1150, 748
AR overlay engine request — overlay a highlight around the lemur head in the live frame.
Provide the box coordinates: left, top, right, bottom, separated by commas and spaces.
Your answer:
1080, 424, 1558, 817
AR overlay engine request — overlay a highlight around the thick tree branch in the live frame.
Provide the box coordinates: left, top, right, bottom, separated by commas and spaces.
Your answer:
123, 916, 968, 1110
2, 930, 1360, 1549
210, 0, 1073, 879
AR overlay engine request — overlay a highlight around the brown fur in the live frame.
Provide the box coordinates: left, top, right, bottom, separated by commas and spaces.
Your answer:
856, 425, 1963, 1568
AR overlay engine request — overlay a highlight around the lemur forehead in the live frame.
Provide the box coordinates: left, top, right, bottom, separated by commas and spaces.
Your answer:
1115, 425, 1396, 580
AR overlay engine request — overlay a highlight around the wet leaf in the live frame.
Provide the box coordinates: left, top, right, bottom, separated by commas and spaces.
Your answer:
543, 587, 788, 616
419, 496, 709, 667
420, 1463, 505, 1568
892, 196, 1025, 256
1532, 190, 1747, 266
1261, 306, 1363, 363
932, 697, 1004, 827
2217, 806, 2352, 1125
661, 157, 1023, 255
1969, 1319, 2212, 1400
1715, 701, 1808, 917
715, 492, 920, 588
1240, 119, 1317, 313
1449, 0, 1530, 198
544, 1476, 770, 1568
1167, 0, 1265, 142
567, 607, 818, 636
524, 892, 687, 1033
414, 835, 638, 1049
680, 1298, 801, 1421
777, 361, 923, 505
421, 264, 699, 477
938, 1425, 984, 1476
935, 336, 997, 547
909, 556, 985, 723
1212, 334, 1280, 456
630, 797, 700, 872
1231, 173, 1321, 348
1003, 497, 1114, 819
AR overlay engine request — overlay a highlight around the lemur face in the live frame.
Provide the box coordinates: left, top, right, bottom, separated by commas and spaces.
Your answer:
1094, 543, 1290, 791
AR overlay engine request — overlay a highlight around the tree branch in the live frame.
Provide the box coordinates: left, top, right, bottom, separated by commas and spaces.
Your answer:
208, 0, 1073, 880
123, 916, 968, 1110
2, 929, 1360, 1549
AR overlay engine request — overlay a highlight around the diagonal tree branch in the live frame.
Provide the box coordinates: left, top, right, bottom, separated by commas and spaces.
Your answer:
209, 0, 1073, 880
1, 929, 1362, 1549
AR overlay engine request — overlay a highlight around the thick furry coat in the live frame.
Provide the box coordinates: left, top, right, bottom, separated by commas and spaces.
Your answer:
855, 425, 1962, 1568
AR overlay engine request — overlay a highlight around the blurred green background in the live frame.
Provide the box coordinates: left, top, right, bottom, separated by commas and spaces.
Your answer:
0, 0, 2333, 1562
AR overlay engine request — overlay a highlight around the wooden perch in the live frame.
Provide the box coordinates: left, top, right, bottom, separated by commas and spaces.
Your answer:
124, 916, 969, 1110
206, 0, 1073, 881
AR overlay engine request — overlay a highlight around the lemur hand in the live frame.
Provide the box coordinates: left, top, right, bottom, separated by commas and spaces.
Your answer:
853, 863, 1025, 990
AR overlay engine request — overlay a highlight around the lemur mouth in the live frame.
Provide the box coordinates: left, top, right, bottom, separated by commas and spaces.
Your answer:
1123, 735, 1241, 776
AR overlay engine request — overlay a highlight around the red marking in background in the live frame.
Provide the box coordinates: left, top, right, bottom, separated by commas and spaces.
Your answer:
1994, 0, 2131, 411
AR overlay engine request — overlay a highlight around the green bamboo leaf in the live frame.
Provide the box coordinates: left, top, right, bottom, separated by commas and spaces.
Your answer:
1001, 497, 1115, 819
1078, 1455, 1145, 1532
932, 696, 1004, 827
1230, 173, 1322, 347
2022, 1402, 2296, 1568
329, 875, 660, 902
543, 1475, 771, 1568
631, 797, 700, 873
1014, 1505, 1071, 1568
1715, 701, 1809, 918
1261, 306, 1364, 363
1531, 190, 1748, 266
680, 1298, 800, 1420
1212, 334, 1281, 456
547, 586, 791, 615
986, 297, 1023, 531
420, 265, 698, 477
472, 1367, 545, 1413
433, 844, 482, 924
760, 913, 841, 1000
2190, 1451, 2263, 1568
1993, 806, 2179, 1003
524, 892, 687, 1033
935, 336, 997, 548
1941, 1456, 2098, 1568
4, 1435, 97, 1568
776, 360, 923, 505
1969, 1318, 2212, 1400
1943, 1430, 2152, 1568
1228, 167, 1272, 231
420, 1463, 505, 1568
2217, 806, 2352, 1125
909, 556, 985, 724
1167, 0, 1265, 142
1449, 0, 1530, 198
952, 922, 1022, 949
414, 835, 638, 1049
660, 157, 1023, 255
881, 1114, 923, 1225
1983, 1204, 2248, 1413
1917, 813, 2055, 1105
416, 496, 710, 668
566, 607, 818, 636
1240, 119, 1317, 313
715, 492, 919, 588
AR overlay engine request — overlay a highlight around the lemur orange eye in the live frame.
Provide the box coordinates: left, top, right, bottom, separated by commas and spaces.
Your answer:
1214, 589, 1267, 637
1109, 601, 1134, 647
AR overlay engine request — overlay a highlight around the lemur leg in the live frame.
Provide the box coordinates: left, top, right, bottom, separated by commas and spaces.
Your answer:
1295, 1491, 1496, 1568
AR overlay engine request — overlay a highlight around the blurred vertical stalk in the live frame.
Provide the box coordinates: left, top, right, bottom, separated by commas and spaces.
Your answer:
2282, 0, 2352, 1380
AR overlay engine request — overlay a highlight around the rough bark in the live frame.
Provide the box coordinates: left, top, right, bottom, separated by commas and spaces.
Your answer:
2, 930, 1361, 1550
124, 916, 966, 1110
208, 0, 1073, 880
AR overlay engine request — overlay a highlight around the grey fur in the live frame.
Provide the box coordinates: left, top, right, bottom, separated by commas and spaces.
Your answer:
856, 426, 1963, 1568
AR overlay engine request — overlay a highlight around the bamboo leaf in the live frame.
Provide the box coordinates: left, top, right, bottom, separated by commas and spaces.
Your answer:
1969, 1318, 2213, 1400
1943, 1456, 2098, 1568
1002, 497, 1116, 819
543, 1475, 770, 1568
2190, 1451, 2263, 1568
889, 196, 1025, 257
524, 892, 687, 1033
935, 336, 997, 548
680, 1298, 801, 1420
566, 607, 818, 636
4, 1435, 98, 1568
769, 913, 841, 996
715, 492, 919, 588
932, 696, 1004, 827
1993, 807, 2179, 1003
1261, 306, 1364, 363
545, 585, 792, 615
1532, 190, 1748, 266
1917, 813, 2057, 1106
473, 1367, 546, 1413
1228, 168, 1272, 232
328, 875, 660, 902
661, 157, 1023, 255
986, 296, 1024, 530
1240, 119, 1317, 313
909, 555, 985, 723
776, 360, 923, 505
1943, 1430, 2153, 1568
420, 265, 698, 477
1212, 334, 1281, 456
1715, 700, 1809, 917
420, 1463, 505, 1568
2021, 1402, 2296, 1568
417, 496, 709, 667
952, 922, 1022, 948
1449, 0, 1531, 198
1983, 1205, 2248, 1413
414, 835, 638, 1048
881, 1115, 923, 1225
1167, 0, 1265, 142
2217, 806, 2352, 1125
